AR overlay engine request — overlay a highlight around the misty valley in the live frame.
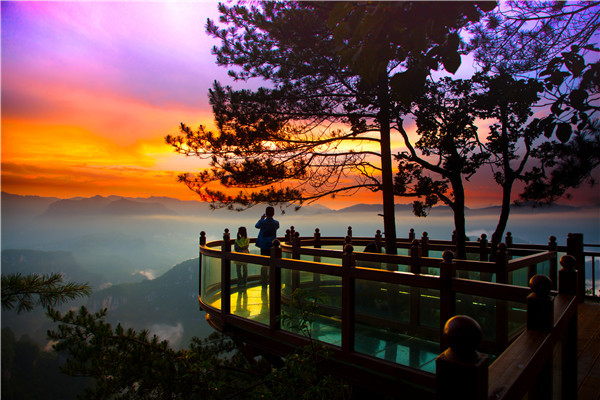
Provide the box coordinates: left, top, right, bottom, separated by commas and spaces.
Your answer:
2, 192, 599, 398
3, 192, 599, 345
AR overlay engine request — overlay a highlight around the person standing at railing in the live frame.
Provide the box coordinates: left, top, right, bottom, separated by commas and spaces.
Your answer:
255, 206, 280, 286
234, 226, 250, 287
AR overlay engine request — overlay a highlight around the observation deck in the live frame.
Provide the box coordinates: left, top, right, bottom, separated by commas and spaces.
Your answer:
197, 227, 597, 399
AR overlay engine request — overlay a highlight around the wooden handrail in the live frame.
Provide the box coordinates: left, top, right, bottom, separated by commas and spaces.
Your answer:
487, 294, 577, 400
507, 250, 555, 272
199, 232, 583, 399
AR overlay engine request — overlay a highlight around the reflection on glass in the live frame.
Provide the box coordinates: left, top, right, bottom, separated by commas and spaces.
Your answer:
202, 254, 222, 309
280, 271, 342, 347
455, 293, 526, 351
354, 322, 439, 373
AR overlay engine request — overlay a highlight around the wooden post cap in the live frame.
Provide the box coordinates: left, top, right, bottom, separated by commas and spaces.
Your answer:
443, 315, 483, 361
344, 243, 354, 254
442, 250, 454, 263
529, 274, 552, 299
560, 255, 576, 271
527, 274, 554, 332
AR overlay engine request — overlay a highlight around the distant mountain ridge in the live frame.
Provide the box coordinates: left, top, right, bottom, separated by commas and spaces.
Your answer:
3, 192, 595, 218
40, 196, 177, 217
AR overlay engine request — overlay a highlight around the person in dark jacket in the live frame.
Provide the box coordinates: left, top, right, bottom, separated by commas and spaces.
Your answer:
255, 206, 279, 286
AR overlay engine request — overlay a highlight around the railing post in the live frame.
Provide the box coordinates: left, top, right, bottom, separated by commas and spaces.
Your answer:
505, 231, 513, 247
495, 243, 508, 284
347, 226, 352, 239
291, 231, 300, 292
436, 315, 488, 400
421, 232, 429, 258
548, 236, 558, 290
313, 228, 321, 288
410, 239, 421, 274
313, 228, 321, 248
221, 229, 231, 316
285, 229, 291, 244
559, 255, 577, 295
479, 234, 494, 281
566, 233, 584, 302
375, 229, 382, 251
409, 228, 415, 241
559, 254, 578, 400
527, 274, 554, 333
292, 231, 301, 259
199, 231, 206, 298
494, 243, 508, 351
410, 239, 421, 327
344, 234, 352, 246
342, 244, 355, 354
479, 234, 488, 262
526, 274, 554, 399
439, 250, 456, 351
270, 240, 282, 332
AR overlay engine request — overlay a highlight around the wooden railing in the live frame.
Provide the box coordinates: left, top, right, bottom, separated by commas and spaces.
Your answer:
197, 228, 582, 399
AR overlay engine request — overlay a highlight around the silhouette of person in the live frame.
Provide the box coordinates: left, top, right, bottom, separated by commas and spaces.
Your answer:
255, 206, 279, 286
234, 226, 249, 287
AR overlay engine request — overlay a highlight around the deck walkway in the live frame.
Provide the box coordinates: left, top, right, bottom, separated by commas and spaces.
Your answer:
578, 301, 600, 400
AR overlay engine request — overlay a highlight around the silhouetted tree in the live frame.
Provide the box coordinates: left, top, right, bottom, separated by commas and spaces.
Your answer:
166, 1, 495, 254
520, 119, 600, 205
47, 305, 348, 399
473, 73, 544, 249
394, 77, 490, 259
469, 1, 600, 242
471, 1, 599, 75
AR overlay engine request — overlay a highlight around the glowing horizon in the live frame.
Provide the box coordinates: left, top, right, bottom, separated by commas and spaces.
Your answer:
2, 2, 599, 210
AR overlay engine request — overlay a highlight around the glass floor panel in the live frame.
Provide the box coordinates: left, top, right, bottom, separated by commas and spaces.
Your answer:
355, 323, 440, 373
209, 284, 271, 325
210, 284, 441, 373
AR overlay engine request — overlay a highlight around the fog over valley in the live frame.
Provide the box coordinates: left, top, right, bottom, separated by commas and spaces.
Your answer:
2, 192, 598, 348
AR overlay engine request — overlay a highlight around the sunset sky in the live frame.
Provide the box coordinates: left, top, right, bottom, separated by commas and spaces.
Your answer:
2, 1, 599, 209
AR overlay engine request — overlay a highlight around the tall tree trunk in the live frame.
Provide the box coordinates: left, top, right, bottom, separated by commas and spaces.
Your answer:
451, 176, 467, 259
378, 73, 398, 254
492, 107, 513, 249
492, 181, 513, 248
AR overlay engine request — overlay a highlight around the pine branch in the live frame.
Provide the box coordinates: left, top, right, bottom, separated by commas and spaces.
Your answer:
1, 273, 90, 313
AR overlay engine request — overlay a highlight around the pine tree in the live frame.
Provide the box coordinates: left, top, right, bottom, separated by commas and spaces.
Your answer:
166, 1, 495, 254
